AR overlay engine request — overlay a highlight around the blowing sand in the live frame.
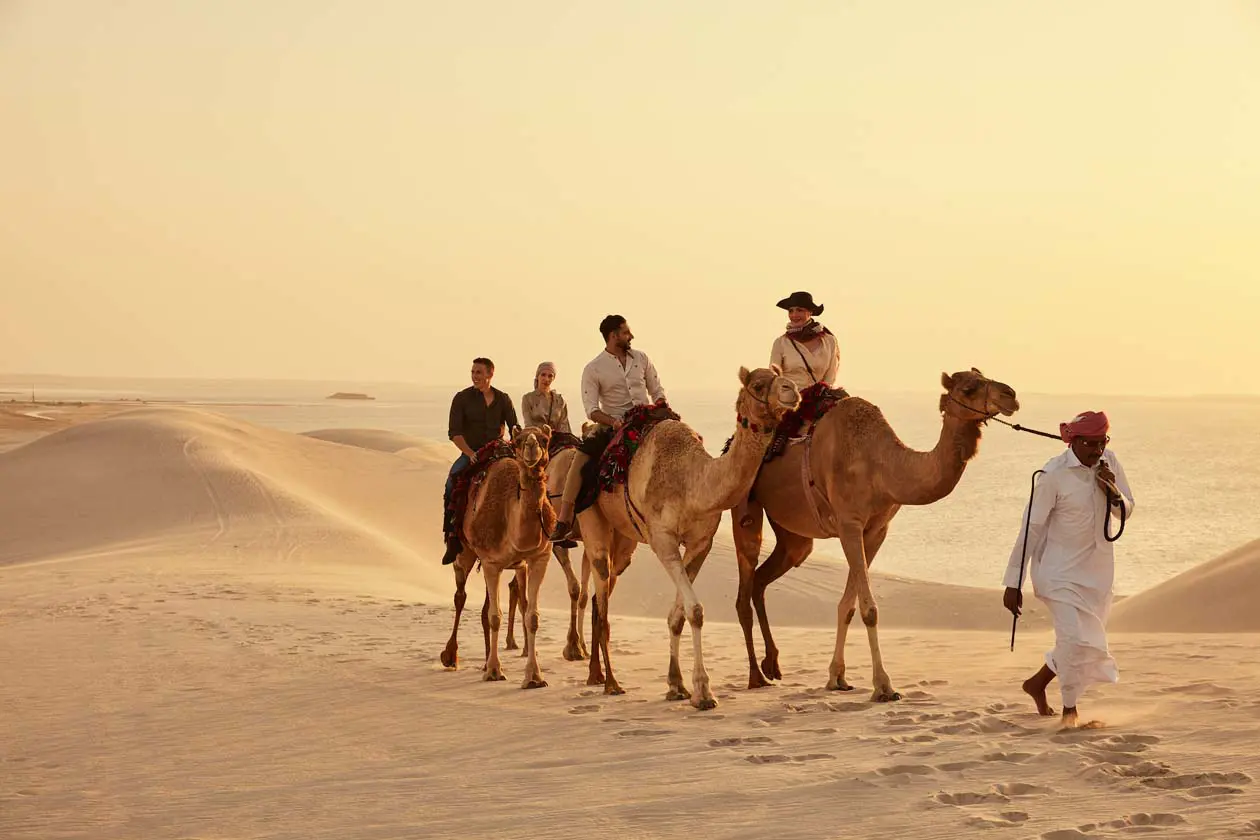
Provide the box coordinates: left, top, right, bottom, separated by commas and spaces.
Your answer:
2, 408, 1258, 839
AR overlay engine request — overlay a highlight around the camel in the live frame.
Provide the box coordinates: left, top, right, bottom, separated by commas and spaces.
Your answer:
731, 368, 1020, 701
581, 366, 800, 710
505, 421, 637, 662
438, 424, 556, 689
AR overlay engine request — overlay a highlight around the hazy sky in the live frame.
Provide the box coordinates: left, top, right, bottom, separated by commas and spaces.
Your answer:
3, 2, 1258, 395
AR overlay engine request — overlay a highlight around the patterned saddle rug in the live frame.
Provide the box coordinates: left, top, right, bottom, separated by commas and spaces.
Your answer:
547, 430, 582, 457
722, 382, 849, 463
576, 400, 680, 514
443, 439, 515, 541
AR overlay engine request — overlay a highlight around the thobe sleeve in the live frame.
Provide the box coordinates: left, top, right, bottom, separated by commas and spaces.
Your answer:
642, 353, 666, 403
1106, 451, 1135, 519
821, 334, 840, 386
1003, 470, 1057, 589
581, 363, 601, 421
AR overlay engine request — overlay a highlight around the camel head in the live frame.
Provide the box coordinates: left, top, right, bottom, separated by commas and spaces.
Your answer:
509, 424, 551, 471
737, 364, 801, 431
939, 368, 1019, 421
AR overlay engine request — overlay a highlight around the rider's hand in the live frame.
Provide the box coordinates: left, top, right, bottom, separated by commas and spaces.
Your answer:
1003, 587, 1023, 617
612, 418, 624, 431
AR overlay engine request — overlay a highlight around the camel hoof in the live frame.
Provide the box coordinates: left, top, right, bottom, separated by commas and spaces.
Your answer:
505, 640, 519, 651
586, 673, 606, 686
604, 682, 626, 696
761, 658, 782, 681
692, 697, 718, 711
664, 688, 692, 702
827, 680, 854, 692
748, 670, 773, 690
439, 649, 458, 669
483, 670, 507, 682
522, 678, 548, 690
562, 645, 586, 662
872, 690, 901, 703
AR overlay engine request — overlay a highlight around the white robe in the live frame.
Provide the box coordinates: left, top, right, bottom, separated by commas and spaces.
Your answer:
1004, 447, 1135, 708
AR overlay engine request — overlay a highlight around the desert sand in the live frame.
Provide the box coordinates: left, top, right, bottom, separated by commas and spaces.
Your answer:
3, 408, 1258, 839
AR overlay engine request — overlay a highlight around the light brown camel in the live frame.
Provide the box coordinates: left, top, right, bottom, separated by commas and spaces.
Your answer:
438, 424, 556, 689
731, 369, 1019, 701
505, 421, 638, 661
581, 366, 800, 710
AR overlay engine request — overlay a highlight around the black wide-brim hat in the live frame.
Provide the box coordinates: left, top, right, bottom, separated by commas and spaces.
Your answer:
776, 291, 823, 316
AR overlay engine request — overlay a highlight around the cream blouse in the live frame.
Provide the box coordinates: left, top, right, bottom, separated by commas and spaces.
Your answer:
770, 331, 840, 391
520, 390, 572, 434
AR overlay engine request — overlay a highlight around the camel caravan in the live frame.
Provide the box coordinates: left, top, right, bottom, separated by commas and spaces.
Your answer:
437, 295, 1020, 709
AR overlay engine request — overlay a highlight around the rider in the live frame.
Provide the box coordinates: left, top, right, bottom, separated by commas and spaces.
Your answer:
550, 314, 667, 542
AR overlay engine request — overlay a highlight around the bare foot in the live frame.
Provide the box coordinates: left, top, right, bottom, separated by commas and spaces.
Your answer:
1022, 677, 1056, 716
1059, 708, 1104, 731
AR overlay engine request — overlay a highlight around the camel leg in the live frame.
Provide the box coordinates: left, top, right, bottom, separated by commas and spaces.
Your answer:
827, 564, 861, 691
516, 567, 531, 657
653, 534, 716, 710
666, 537, 714, 702
480, 590, 491, 667
439, 553, 472, 668
482, 565, 507, 682
521, 552, 549, 689
577, 548, 592, 660
505, 571, 521, 651
588, 551, 623, 694
732, 503, 769, 689
752, 526, 814, 681
834, 523, 899, 701
555, 545, 586, 661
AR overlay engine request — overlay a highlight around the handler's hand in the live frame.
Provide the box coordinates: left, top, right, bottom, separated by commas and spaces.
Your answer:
1003, 587, 1023, 618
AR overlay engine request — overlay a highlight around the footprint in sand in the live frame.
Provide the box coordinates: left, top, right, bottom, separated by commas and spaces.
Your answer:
568, 705, 601, 715
934, 790, 1009, 806
616, 729, 673, 738
745, 753, 835, 765
1140, 770, 1250, 792
709, 736, 775, 747
876, 764, 936, 777
992, 781, 1053, 797
891, 733, 938, 744
981, 750, 1035, 763
965, 811, 1029, 828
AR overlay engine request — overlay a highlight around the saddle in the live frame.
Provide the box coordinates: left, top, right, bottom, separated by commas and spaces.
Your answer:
442, 440, 515, 541
547, 430, 582, 457
576, 399, 680, 514
722, 383, 849, 464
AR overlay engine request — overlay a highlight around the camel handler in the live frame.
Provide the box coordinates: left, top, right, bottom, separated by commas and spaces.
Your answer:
549, 314, 667, 543
1002, 410, 1135, 729
440, 356, 519, 565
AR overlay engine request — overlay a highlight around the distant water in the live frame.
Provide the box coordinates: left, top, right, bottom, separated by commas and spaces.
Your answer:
6, 375, 1258, 595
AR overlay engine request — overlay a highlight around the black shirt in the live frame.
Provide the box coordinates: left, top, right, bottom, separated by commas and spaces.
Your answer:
448, 386, 519, 453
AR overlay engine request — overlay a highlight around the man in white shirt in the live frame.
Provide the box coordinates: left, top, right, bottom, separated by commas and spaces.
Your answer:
550, 314, 668, 542
1003, 410, 1135, 729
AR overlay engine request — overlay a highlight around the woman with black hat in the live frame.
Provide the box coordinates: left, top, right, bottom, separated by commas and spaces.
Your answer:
734, 291, 842, 527
769, 290, 839, 391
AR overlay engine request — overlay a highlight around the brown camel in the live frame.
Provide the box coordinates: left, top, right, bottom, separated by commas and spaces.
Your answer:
439, 424, 556, 689
581, 366, 800, 710
731, 369, 1019, 701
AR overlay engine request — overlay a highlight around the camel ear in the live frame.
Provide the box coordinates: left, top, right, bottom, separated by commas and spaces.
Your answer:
970, 366, 984, 377
739, 366, 751, 386
941, 372, 955, 390
510, 424, 522, 438
540, 423, 551, 437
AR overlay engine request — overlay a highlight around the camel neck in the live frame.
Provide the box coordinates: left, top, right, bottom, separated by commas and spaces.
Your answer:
512, 463, 553, 550
887, 411, 981, 505
695, 408, 773, 512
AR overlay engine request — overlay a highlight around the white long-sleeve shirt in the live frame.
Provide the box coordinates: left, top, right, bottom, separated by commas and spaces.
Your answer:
1003, 448, 1136, 606
580, 348, 667, 422
770, 332, 839, 391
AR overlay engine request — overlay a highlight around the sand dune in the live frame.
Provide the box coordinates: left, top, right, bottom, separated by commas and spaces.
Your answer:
3, 407, 1260, 838
1110, 538, 1260, 633
302, 427, 451, 464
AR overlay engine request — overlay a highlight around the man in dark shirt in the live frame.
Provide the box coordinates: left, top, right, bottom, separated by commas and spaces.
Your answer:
441, 356, 519, 565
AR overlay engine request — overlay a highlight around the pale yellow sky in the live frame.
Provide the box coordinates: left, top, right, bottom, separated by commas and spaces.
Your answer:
2, 2, 1258, 395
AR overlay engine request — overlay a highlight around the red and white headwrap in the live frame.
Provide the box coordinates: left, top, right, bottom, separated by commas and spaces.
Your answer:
1060, 410, 1110, 443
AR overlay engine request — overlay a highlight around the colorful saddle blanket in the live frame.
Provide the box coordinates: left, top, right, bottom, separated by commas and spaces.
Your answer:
547, 430, 582, 457
722, 382, 849, 463
576, 400, 681, 513
442, 439, 515, 541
